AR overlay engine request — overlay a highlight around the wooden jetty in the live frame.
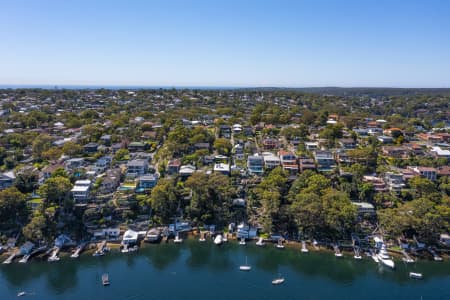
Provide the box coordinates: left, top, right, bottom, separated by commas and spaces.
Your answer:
427, 247, 443, 261
48, 247, 60, 262
71, 243, 86, 258
333, 244, 343, 257
93, 240, 108, 256
2, 251, 17, 264
401, 250, 415, 263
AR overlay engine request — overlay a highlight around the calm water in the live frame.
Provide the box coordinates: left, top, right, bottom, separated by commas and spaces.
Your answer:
1, 240, 449, 300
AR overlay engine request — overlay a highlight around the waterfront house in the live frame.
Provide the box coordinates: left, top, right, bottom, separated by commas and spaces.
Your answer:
236, 223, 257, 239
19, 241, 35, 256
55, 234, 74, 248
122, 230, 139, 246
92, 227, 120, 240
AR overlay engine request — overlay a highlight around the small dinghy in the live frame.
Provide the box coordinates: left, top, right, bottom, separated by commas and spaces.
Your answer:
409, 272, 423, 279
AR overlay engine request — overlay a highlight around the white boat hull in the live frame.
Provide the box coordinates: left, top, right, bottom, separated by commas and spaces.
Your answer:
378, 257, 395, 269
239, 265, 251, 271
272, 278, 285, 285
214, 235, 223, 245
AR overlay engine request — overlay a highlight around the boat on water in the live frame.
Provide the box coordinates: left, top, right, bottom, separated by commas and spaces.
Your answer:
239, 256, 251, 271
276, 238, 285, 249
122, 245, 138, 253
223, 234, 228, 242
256, 237, 265, 246
102, 273, 110, 286
334, 245, 343, 257
272, 276, 285, 285
17, 291, 26, 297
93, 249, 105, 257
239, 237, 246, 245
199, 237, 206, 242
301, 241, 309, 253
214, 234, 223, 245
409, 272, 423, 279
377, 245, 395, 269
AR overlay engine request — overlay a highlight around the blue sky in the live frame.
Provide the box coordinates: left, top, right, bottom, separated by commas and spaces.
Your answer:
1, 0, 450, 87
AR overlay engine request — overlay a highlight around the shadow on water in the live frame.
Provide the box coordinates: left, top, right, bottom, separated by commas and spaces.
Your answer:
141, 242, 182, 270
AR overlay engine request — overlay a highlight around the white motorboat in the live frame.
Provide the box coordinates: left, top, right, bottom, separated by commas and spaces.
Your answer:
199, 237, 206, 242
223, 234, 228, 242
271, 277, 285, 285
48, 255, 60, 262
409, 272, 423, 279
354, 255, 362, 260
239, 237, 246, 245
256, 237, 265, 246
239, 256, 251, 271
301, 241, 309, 253
276, 239, 285, 249
93, 249, 104, 257
334, 245, 343, 257
102, 273, 110, 286
214, 234, 223, 245
377, 245, 395, 269
17, 291, 26, 297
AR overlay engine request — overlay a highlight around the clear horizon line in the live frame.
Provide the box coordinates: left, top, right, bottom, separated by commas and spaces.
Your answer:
1, 83, 450, 90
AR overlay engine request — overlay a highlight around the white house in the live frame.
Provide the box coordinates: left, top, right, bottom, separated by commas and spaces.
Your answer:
71, 179, 91, 202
